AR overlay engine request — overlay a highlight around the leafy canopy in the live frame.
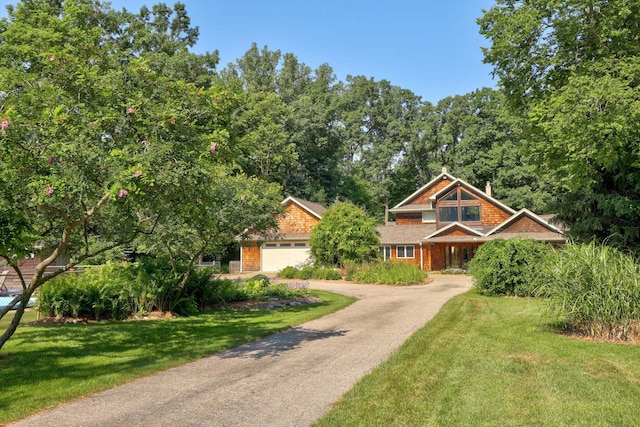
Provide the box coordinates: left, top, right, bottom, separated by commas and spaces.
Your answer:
310, 202, 379, 267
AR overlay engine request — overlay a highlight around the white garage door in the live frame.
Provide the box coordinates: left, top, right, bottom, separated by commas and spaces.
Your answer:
261, 242, 311, 272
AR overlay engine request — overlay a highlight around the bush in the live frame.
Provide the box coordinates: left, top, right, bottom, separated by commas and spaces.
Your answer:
40, 262, 134, 320
538, 242, 640, 341
468, 238, 552, 297
310, 202, 379, 267
276, 266, 342, 280
346, 261, 428, 285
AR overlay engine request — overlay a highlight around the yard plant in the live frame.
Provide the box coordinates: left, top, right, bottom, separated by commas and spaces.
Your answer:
468, 238, 552, 296
315, 291, 640, 426
277, 266, 342, 280
346, 261, 428, 285
539, 242, 640, 341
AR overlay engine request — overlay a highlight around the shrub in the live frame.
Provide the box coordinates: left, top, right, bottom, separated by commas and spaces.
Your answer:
538, 242, 640, 341
346, 261, 428, 285
468, 238, 552, 297
278, 266, 298, 279
276, 266, 342, 280
310, 202, 379, 267
40, 262, 134, 320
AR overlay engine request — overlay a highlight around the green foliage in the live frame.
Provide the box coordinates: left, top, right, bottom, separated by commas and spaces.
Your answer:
310, 202, 379, 267
40, 263, 135, 320
346, 261, 428, 285
276, 266, 342, 280
479, 0, 640, 252
469, 239, 552, 297
538, 242, 640, 341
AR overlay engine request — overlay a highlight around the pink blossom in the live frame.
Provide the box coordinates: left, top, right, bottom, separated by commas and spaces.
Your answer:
241, 194, 247, 201
30, 197, 36, 203
50, 55, 55, 62
210, 142, 216, 154
1, 120, 8, 135
118, 188, 129, 198
45, 186, 54, 196
127, 107, 135, 114
134, 170, 142, 178
47, 157, 54, 164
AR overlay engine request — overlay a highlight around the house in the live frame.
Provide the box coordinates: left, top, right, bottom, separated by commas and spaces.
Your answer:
379, 167, 565, 271
240, 196, 327, 272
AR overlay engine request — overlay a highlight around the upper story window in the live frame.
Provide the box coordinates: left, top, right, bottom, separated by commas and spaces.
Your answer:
422, 211, 436, 223
438, 187, 481, 223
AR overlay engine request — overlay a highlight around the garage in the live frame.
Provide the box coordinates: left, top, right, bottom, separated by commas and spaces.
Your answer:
261, 242, 311, 272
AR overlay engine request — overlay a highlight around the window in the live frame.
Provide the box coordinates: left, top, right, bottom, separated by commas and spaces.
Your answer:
438, 186, 481, 223
397, 245, 415, 259
265, 243, 277, 248
461, 190, 477, 200
422, 211, 436, 223
461, 206, 480, 222
294, 242, 306, 247
280, 243, 291, 247
380, 245, 391, 261
443, 190, 458, 201
439, 207, 458, 222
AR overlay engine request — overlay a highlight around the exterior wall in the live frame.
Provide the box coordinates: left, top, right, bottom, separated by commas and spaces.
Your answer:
389, 244, 421, 267
430, 243, 447, 271
477, 198, 512, 226
408, 178, 453, 205
501, 216, 550, 233
437, 227, 473, 237
241, 244, 261, 272
278, 202, 320, 233
396, 212, 423, 225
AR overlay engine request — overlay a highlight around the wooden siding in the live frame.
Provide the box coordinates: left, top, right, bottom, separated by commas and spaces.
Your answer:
241, 244, 261, 272
396, 212, 423, 225
278, 202, 320, 234
501, 216, 550, 233
389, 244, 421, 268
408, 177, 452, 205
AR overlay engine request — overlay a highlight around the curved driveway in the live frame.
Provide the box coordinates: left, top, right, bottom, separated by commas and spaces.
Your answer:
12, 275, 471, 427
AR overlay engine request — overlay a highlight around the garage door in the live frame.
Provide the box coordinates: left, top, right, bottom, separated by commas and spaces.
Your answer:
261, 242, 311, 272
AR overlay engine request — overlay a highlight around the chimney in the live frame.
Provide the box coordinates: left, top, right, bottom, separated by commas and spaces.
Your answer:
441, 166, 448, 174
384, 202, 389, 225
485, 181, 492, 197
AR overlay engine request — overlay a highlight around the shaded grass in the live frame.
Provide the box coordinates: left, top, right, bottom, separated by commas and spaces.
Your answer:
315, 291, 640, 426
0, 291, 355, 424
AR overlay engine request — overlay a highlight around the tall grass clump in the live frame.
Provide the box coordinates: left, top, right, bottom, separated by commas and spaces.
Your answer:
346, 261, 428, 285
277, 266, 342, 280
539, 242, 640, 341
469, 238, 552, 297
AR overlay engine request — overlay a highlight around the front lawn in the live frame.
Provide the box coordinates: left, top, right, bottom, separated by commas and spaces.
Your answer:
0, 291, 355, 424
315, 291, 640, 426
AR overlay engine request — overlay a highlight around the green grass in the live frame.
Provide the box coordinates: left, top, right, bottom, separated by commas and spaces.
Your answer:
0, 291, 355, 424
315, 291, 640, 426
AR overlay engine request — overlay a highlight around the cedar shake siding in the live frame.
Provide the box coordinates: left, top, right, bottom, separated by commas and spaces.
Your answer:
384, 169, 565, 271
241, 243, 261, 272
277, 202, 320, 234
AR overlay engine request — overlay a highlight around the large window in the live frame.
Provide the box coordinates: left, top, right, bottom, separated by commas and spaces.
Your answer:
397, 245, 415, 259
438, 187, 481, 223
422, 211, 436, 223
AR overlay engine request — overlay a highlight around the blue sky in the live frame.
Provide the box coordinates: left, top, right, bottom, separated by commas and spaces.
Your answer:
0, 0, 498, 104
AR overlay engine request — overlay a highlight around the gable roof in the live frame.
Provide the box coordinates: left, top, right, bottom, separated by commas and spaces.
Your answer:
377, 223, 437, 245
282, 196, 327, 219
430, 178, 516, 215
392, 170, 456, 209
423, 222, 485, 240
486, 208, 563, 236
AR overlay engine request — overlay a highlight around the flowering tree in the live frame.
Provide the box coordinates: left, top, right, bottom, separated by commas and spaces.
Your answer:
0, 1, 283, 349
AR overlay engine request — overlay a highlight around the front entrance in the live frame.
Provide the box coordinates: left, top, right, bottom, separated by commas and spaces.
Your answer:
444, 244, 478, 269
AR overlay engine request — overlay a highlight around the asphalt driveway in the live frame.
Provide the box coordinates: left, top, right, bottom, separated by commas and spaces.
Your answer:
12, 274, 472, 427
